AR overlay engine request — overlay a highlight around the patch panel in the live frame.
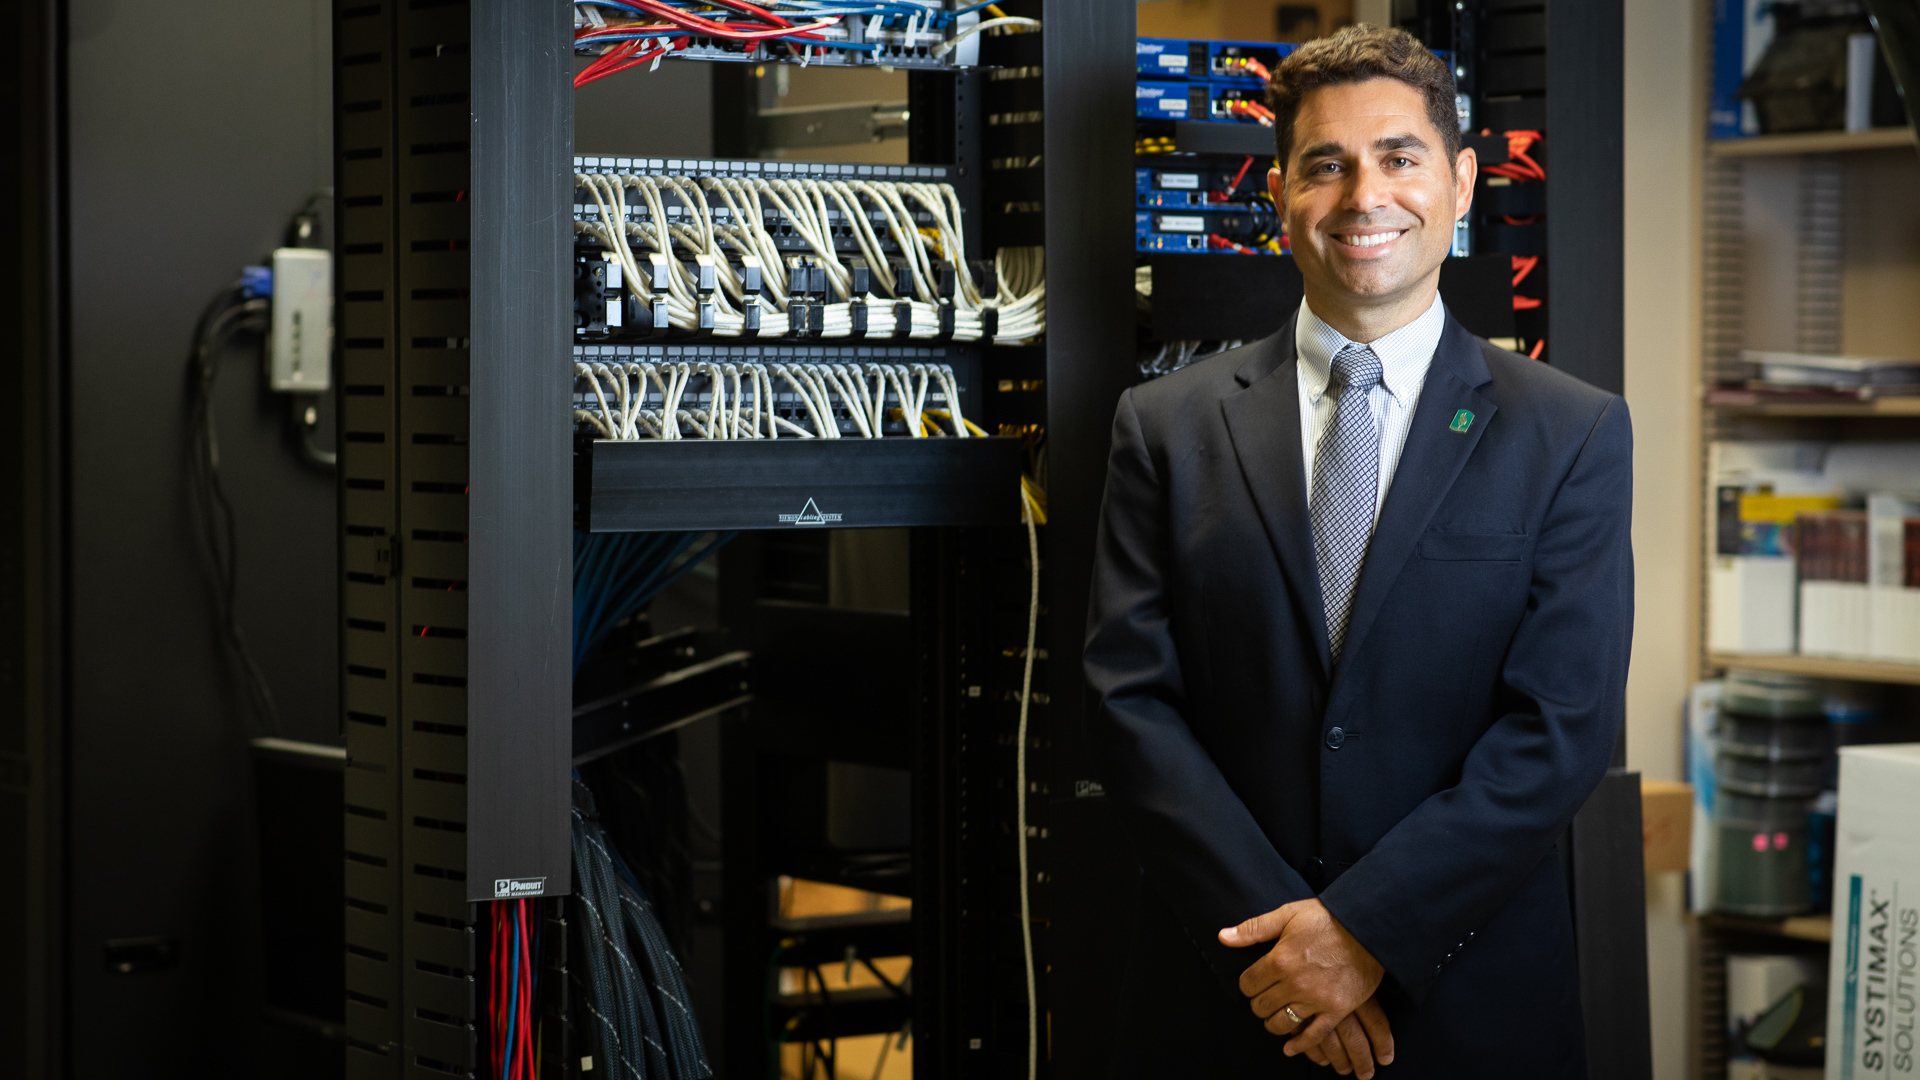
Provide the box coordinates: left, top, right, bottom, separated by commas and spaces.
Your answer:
570, 156, 1045, 345
570, 3, 1019, 76
571, 344, 974, 440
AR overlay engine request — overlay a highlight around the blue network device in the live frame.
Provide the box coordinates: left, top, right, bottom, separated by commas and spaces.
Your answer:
1136, 78, 1272, 124
1135, 166, 1264, 208
1134, 207, 1278, 253
1136, 37, 1293, 82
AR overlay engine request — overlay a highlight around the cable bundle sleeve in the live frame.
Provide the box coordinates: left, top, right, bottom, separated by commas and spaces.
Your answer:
572, 777, 713, 1080
574, 170, 1045, 344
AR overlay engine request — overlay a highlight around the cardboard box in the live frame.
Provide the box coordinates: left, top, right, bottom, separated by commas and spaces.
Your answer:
1824, 744, 1920, 1080
1642, 778, 1694, 875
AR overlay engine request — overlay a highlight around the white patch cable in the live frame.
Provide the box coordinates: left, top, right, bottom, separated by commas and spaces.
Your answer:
573, 360, 973, 441
574, 172, 1045, 344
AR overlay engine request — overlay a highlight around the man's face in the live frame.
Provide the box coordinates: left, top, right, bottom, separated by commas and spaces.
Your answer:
1269, 78, 1474, 309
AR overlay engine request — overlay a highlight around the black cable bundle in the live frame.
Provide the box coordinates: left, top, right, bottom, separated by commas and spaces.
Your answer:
579, 745, 696, 963
186, 285, 279, 732
572, 777, 712, 1080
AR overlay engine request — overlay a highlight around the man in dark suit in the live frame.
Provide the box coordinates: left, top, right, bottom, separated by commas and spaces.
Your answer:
1084, 25, 1631, 1079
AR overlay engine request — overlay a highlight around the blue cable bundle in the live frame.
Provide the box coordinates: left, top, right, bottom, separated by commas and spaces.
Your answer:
573, 530, 734, 677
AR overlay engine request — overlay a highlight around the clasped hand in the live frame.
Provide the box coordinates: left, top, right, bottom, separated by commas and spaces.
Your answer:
1218, 899, 1394, 1078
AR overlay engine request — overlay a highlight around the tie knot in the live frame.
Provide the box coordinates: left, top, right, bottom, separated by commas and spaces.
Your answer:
1330, 345, 1383, 395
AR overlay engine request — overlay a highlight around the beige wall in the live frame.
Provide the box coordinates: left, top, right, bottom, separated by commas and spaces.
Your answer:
1136, 0, 1354, 42
1621, 0, 1702, 1077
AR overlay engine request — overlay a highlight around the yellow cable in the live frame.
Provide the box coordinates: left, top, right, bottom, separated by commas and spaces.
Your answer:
1015, 479, 1041, 1080
1020, 475, 1048, 524
924, 408, 988, 438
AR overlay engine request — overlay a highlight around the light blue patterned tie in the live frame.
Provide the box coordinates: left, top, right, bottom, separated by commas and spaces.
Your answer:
1311, 344, 1384, 663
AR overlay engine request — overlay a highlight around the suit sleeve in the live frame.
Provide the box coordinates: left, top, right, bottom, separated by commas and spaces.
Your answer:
1084, 388, 1316, 989
1318, 394, 1634, 1004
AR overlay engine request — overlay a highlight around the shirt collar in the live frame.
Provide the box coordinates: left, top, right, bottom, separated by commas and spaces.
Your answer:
1295, 292, 1446, 406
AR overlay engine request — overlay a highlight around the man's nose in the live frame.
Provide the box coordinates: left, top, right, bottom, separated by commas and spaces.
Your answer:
1341, 165, 1393, 218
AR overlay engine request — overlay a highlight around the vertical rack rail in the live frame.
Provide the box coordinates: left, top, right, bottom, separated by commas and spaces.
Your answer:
335, 1, 573, 1075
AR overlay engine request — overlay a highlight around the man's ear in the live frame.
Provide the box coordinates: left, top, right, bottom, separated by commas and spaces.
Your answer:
1267, 165, 1286, 216
1453, 147, 1477, 222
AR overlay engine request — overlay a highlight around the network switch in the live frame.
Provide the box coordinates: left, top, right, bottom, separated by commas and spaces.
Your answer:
1135, 37, 1291, 83
1135, 164, 1265, 208
1136, 79, 1274, 125
1135, 206, 1280, 254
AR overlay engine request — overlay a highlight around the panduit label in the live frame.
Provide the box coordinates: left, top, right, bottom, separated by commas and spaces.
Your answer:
494, 877, 548, 899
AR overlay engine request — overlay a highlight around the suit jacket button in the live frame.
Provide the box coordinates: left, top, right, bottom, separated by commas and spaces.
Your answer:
1325, 726, 1346, 749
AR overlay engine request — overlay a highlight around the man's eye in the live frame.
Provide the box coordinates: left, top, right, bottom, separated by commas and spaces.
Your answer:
1387, 156, 1413, 168
1315, 162, 1341, 174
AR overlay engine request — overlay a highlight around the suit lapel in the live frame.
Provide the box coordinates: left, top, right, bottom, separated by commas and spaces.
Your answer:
1331, 316, 1496, 690
1220, 319, 1333, 679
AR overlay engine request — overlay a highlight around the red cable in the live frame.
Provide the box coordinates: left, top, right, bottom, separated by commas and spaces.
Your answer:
1244, 58, 1271, 81
579, 36, 688, 88
1529, 338, 1546, 359
1510, 255, 1538, 288
1208, 233, 1258, 255
701, 0, 798, 29
1513, 295, 1542, 310
575, 37, 648, 89
1217, 155, 1255, 201
589, 0, 836, 42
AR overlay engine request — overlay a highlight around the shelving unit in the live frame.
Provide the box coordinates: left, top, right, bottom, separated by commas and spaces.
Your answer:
1707, 397, 1920, 418
1706, 653, 1920, 688
1708, 126, 1917, 157
1700, 913, 1833, 944
1692, 35, 1920, 1080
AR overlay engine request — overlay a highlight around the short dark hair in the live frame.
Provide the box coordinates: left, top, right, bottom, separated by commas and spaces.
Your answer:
1266, 24, 1461, 170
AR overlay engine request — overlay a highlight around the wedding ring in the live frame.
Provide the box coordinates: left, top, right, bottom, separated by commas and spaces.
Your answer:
1284, 1004, 1304, 1026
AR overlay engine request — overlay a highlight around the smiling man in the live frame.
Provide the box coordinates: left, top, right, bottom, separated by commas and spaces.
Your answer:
1085, 25, 1632, 1080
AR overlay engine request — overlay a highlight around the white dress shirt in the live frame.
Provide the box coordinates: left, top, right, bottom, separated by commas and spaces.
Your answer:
1295, 293, 1446, 522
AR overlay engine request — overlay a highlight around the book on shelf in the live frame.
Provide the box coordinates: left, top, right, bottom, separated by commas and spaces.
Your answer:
1867, 495, 1920, 663
1742, 350, 1920, 393
1708, 442, 1835, 655
1797, 510, 1871, 658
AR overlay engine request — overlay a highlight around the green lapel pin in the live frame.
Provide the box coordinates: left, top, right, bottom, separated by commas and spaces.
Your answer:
1449, 409, 1475, 433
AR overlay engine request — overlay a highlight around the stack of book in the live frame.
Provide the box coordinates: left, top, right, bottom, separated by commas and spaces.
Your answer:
1793, 499, 1920, 662
1796, 510, 1870, 657
1708, 441, 1920, 664
1706, 351, 1920, 406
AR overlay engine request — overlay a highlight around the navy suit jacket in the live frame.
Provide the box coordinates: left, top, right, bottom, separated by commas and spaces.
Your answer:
1084, 311, 1632, 1078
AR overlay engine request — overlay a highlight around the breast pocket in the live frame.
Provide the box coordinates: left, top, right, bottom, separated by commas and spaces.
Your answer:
1417, 530, 1530, 563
